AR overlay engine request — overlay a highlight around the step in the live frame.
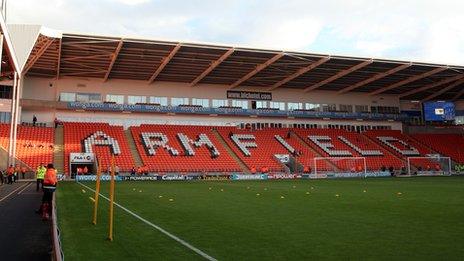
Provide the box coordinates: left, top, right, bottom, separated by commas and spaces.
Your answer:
290, 130, 339, 171
361, 133, 407, 165
53, 125, 64, 174
125, 129, 143, 167
212, 129, 250, 174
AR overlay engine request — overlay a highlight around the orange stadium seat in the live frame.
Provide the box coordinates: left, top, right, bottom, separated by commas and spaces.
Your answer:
364, 130, 436, 169
63, 122, 134, 175
130, 124, 242, 173
0, 123, 54, 168
294, 128, 403, 171
411, 133, 464, 164
217, 127, 318, 173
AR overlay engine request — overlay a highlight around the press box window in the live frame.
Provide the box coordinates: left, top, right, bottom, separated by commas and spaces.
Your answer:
149, 97, 168, 106
128, 96, 147, 105
232, 100, 248, 109
287, 102, 303, 111
76, 93, 101, 103
60, 92, 76, 102
269, 101, 285, 110
106, 94, 124, 104
192, 98, 209, 107
305, 103, 320, 111
171, 97, 189, 106
212, 99, 228, 108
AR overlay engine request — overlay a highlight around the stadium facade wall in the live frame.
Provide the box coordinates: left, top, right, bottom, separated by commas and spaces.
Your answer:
0, 98, 12, 112
20, 77, 403, 129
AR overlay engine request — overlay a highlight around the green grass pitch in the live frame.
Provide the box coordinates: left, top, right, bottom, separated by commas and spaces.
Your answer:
57, 177, 464, 260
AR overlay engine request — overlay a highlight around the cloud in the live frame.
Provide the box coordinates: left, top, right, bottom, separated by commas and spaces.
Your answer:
6, 0, 464, 65
114, 0, 150, 5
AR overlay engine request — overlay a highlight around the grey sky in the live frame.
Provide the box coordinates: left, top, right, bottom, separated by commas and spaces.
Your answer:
7, 0, 464, 65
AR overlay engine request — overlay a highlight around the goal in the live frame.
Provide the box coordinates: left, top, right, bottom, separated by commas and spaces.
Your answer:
407, 156, 452, 176
313, 157, 367, 177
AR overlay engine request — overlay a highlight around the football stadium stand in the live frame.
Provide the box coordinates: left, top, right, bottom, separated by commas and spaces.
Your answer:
364, 130, 437, 169
2, 121, 461, 174
63, 122, 134, 174
294, 128, 404, 170
130, 124, 242, 173
411, 134, 464, 164
217, 127, 319, 173
0, 123, 54, 168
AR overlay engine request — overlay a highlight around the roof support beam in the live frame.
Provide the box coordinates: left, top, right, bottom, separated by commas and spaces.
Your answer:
103, 39, 124, 82
190, 48, 234, 87
398, 74, 464, 98
56, 38, 62, 79
453, 85, 464, 101
303, 59, 373, 92
60, 70, 108, 77
369, 67, 448, 96
421, 78, 464, 102
267, 56, 330, 91
148, 43, 181, 84
230, 53, 285, 89
23, 38, 55, 74
337, 63, 411, 94
61, 54, 113, 62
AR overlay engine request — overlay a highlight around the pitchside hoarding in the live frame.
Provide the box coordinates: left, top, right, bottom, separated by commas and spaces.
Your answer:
75, 171, 391, 182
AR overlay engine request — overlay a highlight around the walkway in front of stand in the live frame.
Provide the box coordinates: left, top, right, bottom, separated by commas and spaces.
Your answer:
0, 181, 51, 261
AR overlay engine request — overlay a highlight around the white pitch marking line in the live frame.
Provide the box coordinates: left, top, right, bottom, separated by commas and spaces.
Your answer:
0, 182, 30, 202
77, 182, 217, 261
17, 182, 33, 195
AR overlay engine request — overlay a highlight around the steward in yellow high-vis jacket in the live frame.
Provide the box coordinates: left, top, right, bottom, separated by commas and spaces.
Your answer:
36, 163, 46, 192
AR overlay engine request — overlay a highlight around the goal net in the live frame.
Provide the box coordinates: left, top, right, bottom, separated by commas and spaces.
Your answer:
313, 157, 367, 177
407, 156, 452, 176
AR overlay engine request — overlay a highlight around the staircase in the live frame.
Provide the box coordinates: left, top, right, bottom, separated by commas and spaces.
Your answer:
361, 132, 407, 165
212, 129, 250, 174
53, 125, 64, 174
125, 129, 143, 167
290, 131, 339, 171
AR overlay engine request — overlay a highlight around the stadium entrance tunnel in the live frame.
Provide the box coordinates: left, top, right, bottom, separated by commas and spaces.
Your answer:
69, 152, 96, 177
70, 163, 94, 176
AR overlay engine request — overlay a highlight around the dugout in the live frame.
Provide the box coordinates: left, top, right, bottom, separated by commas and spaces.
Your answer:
69, 152, 95, 177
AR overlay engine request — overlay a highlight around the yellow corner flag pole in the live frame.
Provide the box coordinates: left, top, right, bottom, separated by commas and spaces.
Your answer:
92, 158, 102, 225
108, 155, 115, 241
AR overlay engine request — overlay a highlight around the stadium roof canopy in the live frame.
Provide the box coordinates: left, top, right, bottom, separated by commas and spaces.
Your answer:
0, 15, 20, 79
16, 26, 464, 102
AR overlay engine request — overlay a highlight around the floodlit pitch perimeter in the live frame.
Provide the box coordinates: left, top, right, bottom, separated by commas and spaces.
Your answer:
57, 177, 464, 260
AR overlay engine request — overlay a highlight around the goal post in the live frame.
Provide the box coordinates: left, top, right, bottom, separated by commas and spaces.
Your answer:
407, 156, 452, 176
313, 157, 367, 177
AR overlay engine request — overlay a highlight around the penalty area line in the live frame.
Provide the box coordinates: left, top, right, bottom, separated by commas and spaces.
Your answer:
77, 181, 217, 261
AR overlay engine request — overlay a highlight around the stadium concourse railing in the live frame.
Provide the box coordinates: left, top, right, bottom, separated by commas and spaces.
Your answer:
64, 101, 409, 121
19, 99, 409, 122
51, 193, 64, 261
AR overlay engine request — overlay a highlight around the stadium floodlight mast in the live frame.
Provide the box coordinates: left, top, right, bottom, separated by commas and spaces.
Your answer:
313, 157, 367, 177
